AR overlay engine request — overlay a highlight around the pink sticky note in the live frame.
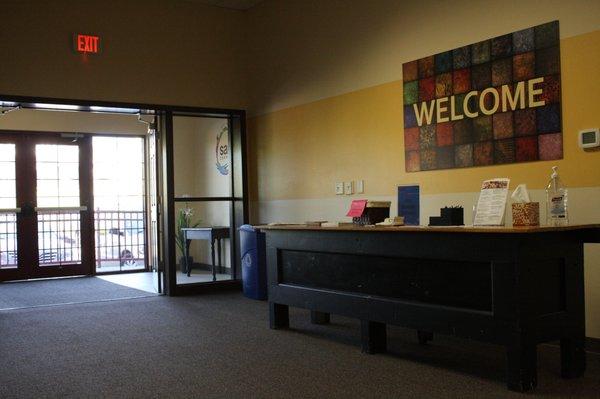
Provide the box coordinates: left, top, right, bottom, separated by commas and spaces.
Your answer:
346, 199, 368, 217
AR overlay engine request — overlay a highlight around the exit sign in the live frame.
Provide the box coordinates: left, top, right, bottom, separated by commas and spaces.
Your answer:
73, 34, 101, 54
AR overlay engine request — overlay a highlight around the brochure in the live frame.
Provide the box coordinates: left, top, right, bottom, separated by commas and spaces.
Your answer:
473, 178, 510, 226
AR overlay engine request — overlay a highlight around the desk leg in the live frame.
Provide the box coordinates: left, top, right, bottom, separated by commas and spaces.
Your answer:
506, 340, 537, 392
361, 320, 386, 354
310, 311, 330, 325
417, 330, 434, 345
560, 336, 586, 378
269, 302, 289, 329
211, 238, 216, 281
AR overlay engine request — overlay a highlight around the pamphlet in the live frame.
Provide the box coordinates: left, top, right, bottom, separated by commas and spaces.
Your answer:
346, 199, 368, 217
397, 185, 420, 225
473, 178, 510, 226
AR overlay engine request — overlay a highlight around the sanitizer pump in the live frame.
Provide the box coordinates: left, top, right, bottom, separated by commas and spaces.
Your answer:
545, 166, 568, 226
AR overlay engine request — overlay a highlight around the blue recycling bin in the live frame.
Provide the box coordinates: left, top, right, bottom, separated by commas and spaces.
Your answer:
239, 224, 267, 300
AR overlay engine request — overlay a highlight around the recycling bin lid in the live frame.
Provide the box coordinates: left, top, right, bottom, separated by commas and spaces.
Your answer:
239, 224, 256, 232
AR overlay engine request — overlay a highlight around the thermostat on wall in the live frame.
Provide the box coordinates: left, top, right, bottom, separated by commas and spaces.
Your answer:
579, 128, 599, 149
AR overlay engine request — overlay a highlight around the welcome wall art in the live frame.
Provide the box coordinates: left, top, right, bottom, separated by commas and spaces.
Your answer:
402, 21, 561, 172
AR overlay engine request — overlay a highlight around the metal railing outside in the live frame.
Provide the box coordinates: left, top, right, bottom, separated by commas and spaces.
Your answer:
95, 210, 146, 272
0, 210, 146, 272
37, 210, 82, 266
0, 212, 18, 269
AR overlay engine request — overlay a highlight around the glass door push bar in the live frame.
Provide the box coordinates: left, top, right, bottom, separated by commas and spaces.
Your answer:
261, 225, 600, 392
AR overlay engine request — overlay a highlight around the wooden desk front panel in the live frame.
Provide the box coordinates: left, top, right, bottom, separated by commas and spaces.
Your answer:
266, 229, 582, 345
280, 250, 493, 312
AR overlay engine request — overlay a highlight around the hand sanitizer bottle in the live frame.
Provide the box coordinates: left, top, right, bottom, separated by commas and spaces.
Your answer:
545, 166, 568, 226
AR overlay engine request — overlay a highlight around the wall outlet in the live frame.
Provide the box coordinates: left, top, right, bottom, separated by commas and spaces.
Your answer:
356, 180, 364, 194
335, 182, 344, 195
344, 181, 353, 195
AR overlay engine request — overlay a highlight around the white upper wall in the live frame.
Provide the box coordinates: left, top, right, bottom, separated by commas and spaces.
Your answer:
0, 0, 247, 110
3, 1, 600, 116
246, 0, 600, 115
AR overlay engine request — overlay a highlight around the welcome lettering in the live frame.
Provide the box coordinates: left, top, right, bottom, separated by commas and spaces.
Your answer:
412, 77, 545, 127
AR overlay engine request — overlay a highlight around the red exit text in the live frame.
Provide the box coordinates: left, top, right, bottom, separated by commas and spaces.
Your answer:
74, 34, 101, 54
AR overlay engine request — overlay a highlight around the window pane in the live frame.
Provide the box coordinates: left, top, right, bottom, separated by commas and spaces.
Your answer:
0, 198, 16, 208
58, 163, 79, 180
37, 180, 59, 197
59, 180, 80, 197
36, 144, 80, 208
61, 146, 79, 163
36, 163, 58, 179
35, 145, 58, 162
173, 116, 232, 198
59, 196, 80, 207
174, 201, 233, 285
0, 144, 16, 209
0, 181, 16, 199
0, 161, 15, 179
0, 144, 15, 159
37, 196, 59, 207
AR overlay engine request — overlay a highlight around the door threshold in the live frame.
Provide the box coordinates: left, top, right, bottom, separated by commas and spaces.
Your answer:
0, 294, 158, 312
1, 275, 88, 284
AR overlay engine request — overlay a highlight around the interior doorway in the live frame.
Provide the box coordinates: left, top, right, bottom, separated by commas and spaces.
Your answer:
0, 132, 94, 281
0, 96, 247, 296
92, 136, 147, 274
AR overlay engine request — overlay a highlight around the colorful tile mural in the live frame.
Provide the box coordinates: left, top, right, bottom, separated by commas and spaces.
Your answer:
403, 21, 562, 172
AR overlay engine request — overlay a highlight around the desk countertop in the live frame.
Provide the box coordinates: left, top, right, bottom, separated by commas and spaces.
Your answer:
256, 224, 600, 235
181, 226, 229, 231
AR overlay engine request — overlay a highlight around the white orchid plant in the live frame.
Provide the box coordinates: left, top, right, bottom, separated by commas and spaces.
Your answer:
176, 205, 201, 257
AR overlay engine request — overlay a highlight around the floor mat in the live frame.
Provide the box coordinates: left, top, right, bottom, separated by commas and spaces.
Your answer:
0, 276, 156, 310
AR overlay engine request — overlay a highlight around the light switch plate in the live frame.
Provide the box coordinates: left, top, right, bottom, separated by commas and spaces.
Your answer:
356, 180, 364, 194
344, 181, 353, 195
335, 182, 344, 195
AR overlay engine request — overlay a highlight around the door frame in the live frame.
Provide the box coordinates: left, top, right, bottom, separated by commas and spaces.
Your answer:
0, 94, 248, 295
0, 131, 95, 281
162, 112, 248, 296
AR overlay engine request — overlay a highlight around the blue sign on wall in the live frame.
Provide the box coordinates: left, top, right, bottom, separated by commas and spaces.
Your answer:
398, 185, 420, 225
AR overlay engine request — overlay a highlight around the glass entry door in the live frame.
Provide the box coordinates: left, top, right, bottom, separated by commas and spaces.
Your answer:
0, 133, 93, 281
161, 110, 247, 295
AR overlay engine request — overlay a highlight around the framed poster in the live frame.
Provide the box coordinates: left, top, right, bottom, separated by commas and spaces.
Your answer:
403, 21, 562, 172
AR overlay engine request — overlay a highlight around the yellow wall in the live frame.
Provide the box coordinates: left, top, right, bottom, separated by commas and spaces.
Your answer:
246, 3, 600, 339
0, 0, 247, 109
249, 31, 600, 201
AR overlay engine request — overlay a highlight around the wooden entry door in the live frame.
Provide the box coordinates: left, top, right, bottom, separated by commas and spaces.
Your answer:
0, 132, 94, 281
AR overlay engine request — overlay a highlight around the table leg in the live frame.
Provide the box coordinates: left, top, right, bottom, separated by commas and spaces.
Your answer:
185, 238, 191, 277
506, 340, 537, 392
560, 336, 586, 378
211, 238, 216, 281
310, 310, 330, 325
361, 320, 386, 354
217, 238, 222, 274
269, 302, 289, 329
